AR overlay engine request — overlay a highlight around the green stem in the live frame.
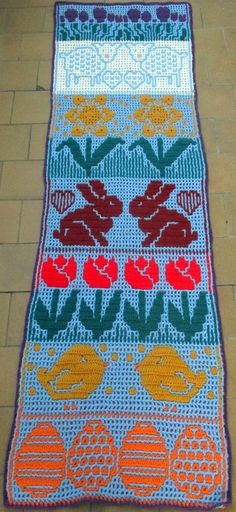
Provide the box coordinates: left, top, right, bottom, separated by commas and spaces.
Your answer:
182, 291, 191, 342
85, 137, 92, 166
94, 290, 102, 323
157, 138, 164, 161
50, 289, 60, 323
139, 291, 146, 325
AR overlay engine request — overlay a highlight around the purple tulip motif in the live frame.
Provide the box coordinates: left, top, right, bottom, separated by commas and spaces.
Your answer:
79, 11, 89, 22
171, 12, 178, 22
115, 14, 123, 23
107, 13, 115, 22
127, 8, 141, 22
179, 14, 187, 21
156, 6, 170, 22
93, 7, 107, 22
142, 11, 152, 22
60, 15, 65, 22
64, 9, 78, 22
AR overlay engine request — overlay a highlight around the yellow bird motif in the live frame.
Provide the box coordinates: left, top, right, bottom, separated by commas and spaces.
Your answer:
37, 344, 108, 400
135, 346, 206, 403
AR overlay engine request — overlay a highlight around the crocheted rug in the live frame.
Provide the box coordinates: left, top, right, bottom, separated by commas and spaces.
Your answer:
5, 2, 230, 509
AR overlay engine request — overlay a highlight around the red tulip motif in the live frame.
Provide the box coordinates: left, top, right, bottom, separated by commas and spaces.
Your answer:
83, 256, 118, 288
165, 257, 201, 290
41, 255, 77, 288
125, 257, 159, 289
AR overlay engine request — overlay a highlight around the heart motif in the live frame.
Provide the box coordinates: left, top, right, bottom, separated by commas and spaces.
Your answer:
124, 71, 145, 89
51, 189, 75, 214
177, 190, 201, 215
103, 70, 122, 89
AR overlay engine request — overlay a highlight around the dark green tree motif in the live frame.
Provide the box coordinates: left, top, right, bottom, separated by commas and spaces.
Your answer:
34, 289, 78, 340
168, 291, 208, 343
79, 290, 122, 340
129, 137, 196, 177
124, 291, 164, 340
56, 137, 125, 176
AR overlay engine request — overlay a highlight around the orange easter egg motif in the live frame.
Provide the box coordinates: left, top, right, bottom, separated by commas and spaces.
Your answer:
68, 420, 117, 491
170, 425, 221, 498
119, 421, 168, 496
14, 422, 66, 498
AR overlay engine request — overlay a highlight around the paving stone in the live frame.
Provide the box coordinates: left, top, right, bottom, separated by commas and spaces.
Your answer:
12, 91, 50, 124
216, 119, 236, 152
0, 294, 10, 346
0, 34, 21, 60
225, 194, 236, 236
38, 60, 52, 90
225, 338, 236, 398
198, 85, 236, 119
0, 407, 14, 474
218, 286, 236, 340
0, 125, 30, 160
19, 200, 43, 242
29, 123, 48, 159
0, 346, 21, 406
201, 1, 236, 27
43, 7, 53, 31
0, 244, 37, 292
5, 7, 45, 32
209, 194, 228, 237
207, 153, 236, 193
0, 160, 44, 200
213, 239, 236, 285
20, 32, 53, 60
0, 61, 38, 91
7, 292, 30, 346
0, 92, 13, 124
224, 27, 236, 52
200, 118, 218, 153
0, 8, 6, 32
0, 200, 21, 243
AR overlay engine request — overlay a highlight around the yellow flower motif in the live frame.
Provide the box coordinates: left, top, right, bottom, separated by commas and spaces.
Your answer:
65, 95, 115, 137
134, 95, 182, 137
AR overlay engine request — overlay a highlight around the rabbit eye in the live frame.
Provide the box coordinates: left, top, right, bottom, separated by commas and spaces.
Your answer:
156, 357, 163, 366
81, 356, 87, 363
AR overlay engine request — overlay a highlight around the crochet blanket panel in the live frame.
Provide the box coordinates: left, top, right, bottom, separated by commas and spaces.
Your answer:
5, 2, 230, 510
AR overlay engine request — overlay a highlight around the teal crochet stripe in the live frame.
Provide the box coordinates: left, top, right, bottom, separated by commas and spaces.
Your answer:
5, 2, 231, 510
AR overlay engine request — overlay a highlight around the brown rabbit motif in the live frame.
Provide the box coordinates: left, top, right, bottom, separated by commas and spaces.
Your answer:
129, 180, 198, 247
53, 180, 123, 246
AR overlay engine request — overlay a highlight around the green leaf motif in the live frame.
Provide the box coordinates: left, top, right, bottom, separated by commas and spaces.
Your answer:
79, 290, 122, 340
56, 137, 125, 176
35, 289, 78, 340
168, 291, 208, 342
124, 291, 164, 340
129, 137, 196, 177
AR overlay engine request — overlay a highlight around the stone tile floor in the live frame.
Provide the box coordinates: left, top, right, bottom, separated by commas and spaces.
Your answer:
0, 0, 236, 510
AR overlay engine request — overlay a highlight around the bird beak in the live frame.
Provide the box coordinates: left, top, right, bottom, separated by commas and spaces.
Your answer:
134, 363, 139, 371
103, 362, 109, 369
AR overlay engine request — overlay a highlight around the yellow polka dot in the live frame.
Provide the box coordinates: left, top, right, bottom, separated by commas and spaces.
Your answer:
134, 131, 139, 137
129, 387, 137, 395
127, 114, 132, 120
124, 125, 130, 131
34, 343, 41, 352
190, 351, 197, 360
55, 126, 60, 131
138, 344, 145, 353
111, 353, 118, 362
113, 120, 118, 125
205, 347, 212, 356
111, 97, 115, 102
181, 129, 186, 135
48, 348, 55, 356
27, 362, 34, 371
186, 99, 190, 105
211, 367, 218, 375
63, 131, 68, 137
183, 120, 187, 126
207, 391, 215, 400
29, 387, 36, 396
105, 386, 113, 395
120, 131, 125, 137
100, 343, 107, 352
126, 353, 133, 362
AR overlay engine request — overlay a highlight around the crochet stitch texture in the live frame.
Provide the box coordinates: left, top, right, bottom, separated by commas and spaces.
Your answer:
5, 2, 231, 509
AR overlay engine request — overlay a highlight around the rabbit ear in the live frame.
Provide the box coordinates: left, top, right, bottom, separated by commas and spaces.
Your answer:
76, 183, 96, 203
89, 180, 107, 198
154, 183, 176, 204
145, 181, 163, 198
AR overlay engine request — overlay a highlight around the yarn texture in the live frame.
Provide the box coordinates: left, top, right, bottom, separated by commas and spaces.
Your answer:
5, 2, 231, 509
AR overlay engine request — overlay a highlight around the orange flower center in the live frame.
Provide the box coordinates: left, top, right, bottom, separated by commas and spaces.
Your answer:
147, 105, 170, 125
77, 105, 102, 126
